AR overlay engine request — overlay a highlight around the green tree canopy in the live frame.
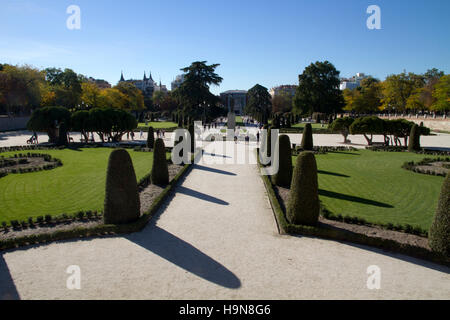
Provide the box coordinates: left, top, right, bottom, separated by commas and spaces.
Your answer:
245, 84, 272, 124
174, 61, 223, 120
293, 61, 344, 116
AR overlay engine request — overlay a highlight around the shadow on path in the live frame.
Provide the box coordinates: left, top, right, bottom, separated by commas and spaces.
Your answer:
319, 189, 394, 208
0, 254, 20, 300
194, 164, 236, 176
318, 170, 350, 178
178, 186, 229, 205
126, 226, 241, 289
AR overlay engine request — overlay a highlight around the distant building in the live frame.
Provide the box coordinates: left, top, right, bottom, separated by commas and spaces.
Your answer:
220, 90, 247, 115
339, 73, 368, 91
88, 77, 111, 89
119, 71, 164, 97
269, 85, 297, 97
171, 74, 185, 91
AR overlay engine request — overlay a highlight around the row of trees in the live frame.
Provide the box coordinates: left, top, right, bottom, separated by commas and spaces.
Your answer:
27, 106, 137, 144
249, 62, 449, 119
0, 64, 145, 115
330, 116, 430, 146
343, 69, 449, 113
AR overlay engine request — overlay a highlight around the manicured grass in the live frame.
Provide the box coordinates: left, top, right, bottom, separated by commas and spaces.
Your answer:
292, 150, 443, 229
292, 123, 328, 129
138, 121, 178, 129
0, 148, 155, 222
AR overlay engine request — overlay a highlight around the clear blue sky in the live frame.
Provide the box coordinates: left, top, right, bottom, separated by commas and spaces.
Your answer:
1, 0, 449, 94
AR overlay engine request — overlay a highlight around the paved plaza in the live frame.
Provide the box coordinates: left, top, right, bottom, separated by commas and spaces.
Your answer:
1, 137, 449, 300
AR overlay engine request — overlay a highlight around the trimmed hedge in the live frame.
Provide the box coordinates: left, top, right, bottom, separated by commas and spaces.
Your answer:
103, 149, 140, 225
286, 152, 320, 226
300, 123, 313, 150
152, 138, 169, 185
272, 135, 293, 187
408, 124, 421, 152
429, 173, 450, 256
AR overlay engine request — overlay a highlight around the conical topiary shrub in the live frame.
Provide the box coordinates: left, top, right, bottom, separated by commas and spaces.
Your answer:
104, 149, 140, 225
267, 126, 273, 158
147, 126, 155, 149
408, 124, 421, 152
151, 138, 169, 185
272, 134, 293, 187
286, 152, 320, 226
301, 123, 313, 150
429, 173, 450, 256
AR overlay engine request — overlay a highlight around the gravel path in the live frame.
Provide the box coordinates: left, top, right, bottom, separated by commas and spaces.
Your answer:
0, 140, 449, 300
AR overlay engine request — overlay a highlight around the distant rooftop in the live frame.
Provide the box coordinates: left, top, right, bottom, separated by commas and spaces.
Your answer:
220, 90, 247, 94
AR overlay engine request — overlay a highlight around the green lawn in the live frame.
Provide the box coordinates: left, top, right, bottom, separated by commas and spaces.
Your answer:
292, 123, 328, 129
0, 148, 154, 222
138, 121, 178, 129
293, 150, 443, 229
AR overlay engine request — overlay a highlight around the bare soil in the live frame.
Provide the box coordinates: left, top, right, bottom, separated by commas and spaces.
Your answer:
274, 185, 430, 250
415, 161, 450, 176
0, 157, 53, 174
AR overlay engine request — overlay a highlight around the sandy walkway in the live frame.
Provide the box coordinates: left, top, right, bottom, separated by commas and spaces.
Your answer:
0, 140, 449, 300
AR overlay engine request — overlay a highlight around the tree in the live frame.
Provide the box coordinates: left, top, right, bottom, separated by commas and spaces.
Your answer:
408, 124, 421, 152
301, 123, 313, 150
0, 64, 44, 114
71, 110, 91, 142
272, 135, 293, 187
151, 138, 169, 185
381, 72, 425, 112
349, 116, 384, 145
432, 75, 450, 112
104, 149, 140, 224
88, 108, 137, 142
81, 82, 101, 109
343, 77, 382, 113
293, 61, 344, 116
429, 173, 450, 256
175, 61, 222, 120
272, 91, 293, 114
27, 106, 71, 143
114, 82, 145, 112
286, 152, 320, 226
44, 68, 82, 109
245, 84, 272, 124
330, 117, 354, 143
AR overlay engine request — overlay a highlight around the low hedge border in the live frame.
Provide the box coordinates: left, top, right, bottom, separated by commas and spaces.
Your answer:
0, 153, 62, 178
402, 157, 450, 177
0, 162, 191, 252
256, 149, 449, 267
367, 145, 450, 156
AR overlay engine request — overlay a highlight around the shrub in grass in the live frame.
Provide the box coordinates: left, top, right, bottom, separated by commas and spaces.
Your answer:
301, 123, 313, 150
286, 152, 320, 226
151, 138, 169, 185
147, 127, 155, 149
408, 124, 421, 152
429, 173, 450, 256
272, 135, 293, 187
104, 149, 140, 225
10, 220, 20, 229
45, 215, 52, 223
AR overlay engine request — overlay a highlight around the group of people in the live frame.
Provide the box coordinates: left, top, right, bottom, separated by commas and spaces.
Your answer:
27, 132, 38, 144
